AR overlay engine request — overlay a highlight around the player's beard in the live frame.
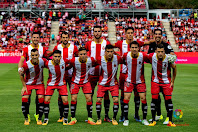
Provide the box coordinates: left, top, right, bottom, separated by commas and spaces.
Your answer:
95, 34, 101, 39
32, 40, 39, 45
155, 37, 161, 42
32, 58, 39, 64
63, 40, 68, 45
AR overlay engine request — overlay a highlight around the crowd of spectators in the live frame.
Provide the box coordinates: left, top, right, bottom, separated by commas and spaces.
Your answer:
170, 18, 198, 52
57, 15, 108, 47
0, 16, 51, 51
115, 17, 166, 52
102, 0, 146, 9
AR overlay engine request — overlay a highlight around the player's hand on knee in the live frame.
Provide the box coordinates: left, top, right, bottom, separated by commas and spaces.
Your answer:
21, 86, 27, 95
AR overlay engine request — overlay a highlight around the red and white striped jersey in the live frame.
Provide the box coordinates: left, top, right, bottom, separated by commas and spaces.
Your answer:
22, 58, 46, 85
53, 44, 78, 77
22, 43, 48, 61
114, 40, 144, 73
123, 52, 149, 84
45, 59, 67, 86
70, 57, 95, 84
149, 53, 172, 84
97, 55, 122, 86
85, 39, 111, 76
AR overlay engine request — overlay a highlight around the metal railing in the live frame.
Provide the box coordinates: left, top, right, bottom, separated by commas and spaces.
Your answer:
0, 3, 93, 10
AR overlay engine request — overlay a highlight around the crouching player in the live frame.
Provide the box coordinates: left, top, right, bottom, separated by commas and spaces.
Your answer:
148, 44, 177, 127
122, 41, 149, 126
95, 45, 122, 125
42, 50, 69, 125
19, 49, 45, 125
65, 47, 96, 125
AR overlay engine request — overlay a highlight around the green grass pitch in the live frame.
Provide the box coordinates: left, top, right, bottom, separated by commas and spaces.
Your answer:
0, 64, 197, 132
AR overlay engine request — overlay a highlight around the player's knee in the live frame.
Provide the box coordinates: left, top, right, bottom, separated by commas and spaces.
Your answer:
140, 96, 146, 101
124, 95, 130, 100
62, 97, 68, 103
113, 97, 118, 103
44, 97, 51, 102
97, 98, 102, 103
71, 96, 77, 102
85, 96, 92, 102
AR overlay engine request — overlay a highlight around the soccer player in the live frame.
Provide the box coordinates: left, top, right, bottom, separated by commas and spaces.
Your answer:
85, 26, 112, 122
122, 41, 149, 126
147, 44, 177, 127
113, 27, 149, 122
95, 45, 122, 125
18, 32, 48, 122
52, 31, 78, 122
42, 50, 69, 125
146, 29, 176, 123
65, 47, 96, 125
19, 49, 45, 125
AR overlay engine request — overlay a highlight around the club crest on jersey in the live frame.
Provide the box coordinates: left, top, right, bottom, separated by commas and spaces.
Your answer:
102, 46, 105, 50
114, 64, 117, 67
62, 65, 64, 69
69, 50, 72, 53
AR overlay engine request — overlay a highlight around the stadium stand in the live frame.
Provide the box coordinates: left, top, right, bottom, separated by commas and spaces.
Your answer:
171, 18, 198, 52
57, 16, 108, 47
0, 16, 51, 51
115, 17, 167, 52
102, 0, 146, 9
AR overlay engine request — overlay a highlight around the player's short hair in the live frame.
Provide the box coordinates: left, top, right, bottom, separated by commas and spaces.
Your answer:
93, 25, 102, 31
156, 44, 164, 49
105, 45, 114, 51
31, 49, 38, 53
125, 27, 134, 33
32, 31, 41, 36
130, 41, 139, 48
78, 47, 87, 52
154, 29, 162, 35
61, 31, 69, 38
53, 50, 61, 55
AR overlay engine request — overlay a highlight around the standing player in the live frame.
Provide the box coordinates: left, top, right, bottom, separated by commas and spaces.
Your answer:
42, 50, 69, 125
95, 45, 121, 125
145, 29, 176, 123
85, 26, 112, 122
52, 31, 78, 122
18, 32, 48, 122
113, 27, 149, 122
147, 44, 177, 127
65, 47, 96, 125
19, 49, 45, 125
122, 41, 149, 126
